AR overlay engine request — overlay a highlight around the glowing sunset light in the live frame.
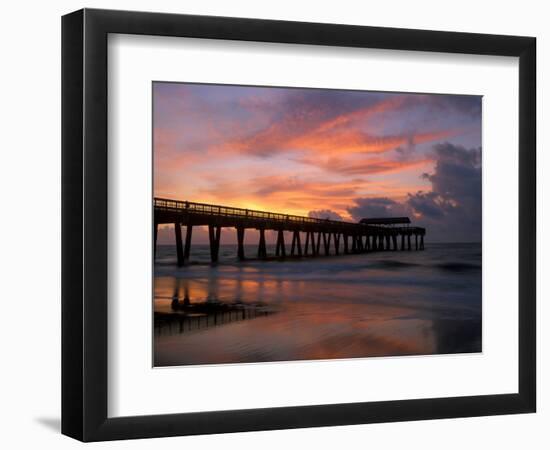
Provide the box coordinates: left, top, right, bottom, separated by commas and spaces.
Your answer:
154, 82, 481, 242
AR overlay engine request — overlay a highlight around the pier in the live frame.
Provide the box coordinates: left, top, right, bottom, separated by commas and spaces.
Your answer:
154, 197, 426, 265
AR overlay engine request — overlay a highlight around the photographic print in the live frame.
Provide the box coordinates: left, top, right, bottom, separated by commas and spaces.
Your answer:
153, 82, 482, 367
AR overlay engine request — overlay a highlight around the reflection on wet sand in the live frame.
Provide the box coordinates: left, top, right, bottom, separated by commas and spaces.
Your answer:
154, 254, 481, 367
155, 283, 277, 337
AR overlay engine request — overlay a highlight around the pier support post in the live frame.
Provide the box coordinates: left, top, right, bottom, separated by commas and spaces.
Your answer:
258, 228, 267, 258
407, 233, 412, 251
184, 225, 193, 261
208, 225, 221, 263
357, 234, 364, 252
290, 230, 302, 256
420, 234, 425, 250
275, 230, 286, 257
343, 234, 349, 254
322, 232, 331, 255
415, 233, 418, 250
236, 227, 245, 260
174, 222, 184, 267
386, 234, 391, 250
379, 234, 384, 251
392, 233, 398, 251
315, 232, 322, 255
154, 221, 158, 260
365, 234, 371, 251
333, 233, 341, 255
304, 231, 311, 255
401, 233, 405, 251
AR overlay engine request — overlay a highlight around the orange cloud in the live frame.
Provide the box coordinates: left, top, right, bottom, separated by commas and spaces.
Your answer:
311, 95, 408, 133
185, 175, 372, 218
153, 85, 478, 225
217, 119, 457, 160
298, 155, 433, 176
214, 97, 416, 156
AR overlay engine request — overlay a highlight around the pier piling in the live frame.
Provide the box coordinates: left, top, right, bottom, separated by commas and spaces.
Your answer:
304, 231, 311, 255
175, 222, 184, 266
334, 233, 341, 255
290, 230, 302, 256
208, 225, 221, 262
184, 225, 193, 261
258, 228, 267, 258
154, 221, 158, 259
236, 227, 245, 260
275, 230, 286, 257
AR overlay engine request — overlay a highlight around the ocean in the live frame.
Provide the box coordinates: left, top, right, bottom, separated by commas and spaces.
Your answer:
154, 242, 481, 367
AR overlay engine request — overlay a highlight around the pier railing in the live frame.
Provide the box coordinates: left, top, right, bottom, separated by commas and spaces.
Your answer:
154, 197, 360, 230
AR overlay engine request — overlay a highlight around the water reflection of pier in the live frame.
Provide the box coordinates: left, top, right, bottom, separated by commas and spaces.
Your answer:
154, 282, 277, 336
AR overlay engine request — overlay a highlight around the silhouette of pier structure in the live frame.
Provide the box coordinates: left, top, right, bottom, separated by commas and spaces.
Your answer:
154, 197, 426, 266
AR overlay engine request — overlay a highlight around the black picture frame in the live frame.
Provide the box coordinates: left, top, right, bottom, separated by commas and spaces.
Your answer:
62, 8, 536, 442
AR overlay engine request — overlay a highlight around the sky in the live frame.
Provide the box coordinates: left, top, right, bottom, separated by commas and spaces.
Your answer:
154, 82, 482, 243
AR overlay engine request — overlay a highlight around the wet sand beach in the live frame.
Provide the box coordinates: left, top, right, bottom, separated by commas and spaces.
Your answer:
154, 243, 481, 367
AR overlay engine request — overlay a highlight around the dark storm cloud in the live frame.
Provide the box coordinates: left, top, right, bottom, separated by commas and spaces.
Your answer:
308, 209, 344, 221
278, 88, 389, 119
423, 95, 482, 118
347, 197, 409, 219
406, 191, 445, 219
414, 142, 481, 218
348, 142, 481, 242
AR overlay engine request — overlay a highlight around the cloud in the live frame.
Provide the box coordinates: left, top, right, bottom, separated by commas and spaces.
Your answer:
422, 94, 482, 117
201, 175, 364, 200
220, 96, 407, 157
209, 89, 458, 159
406, 191, 445, 219
347, 142, 481, 242
348, 197, 410, 219
300, 156, 432, 176
308, 209, 344, 221
153, 83, 482, 242
408, 142, 481, 241
222, 112, 456, 158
